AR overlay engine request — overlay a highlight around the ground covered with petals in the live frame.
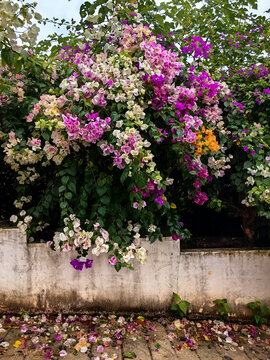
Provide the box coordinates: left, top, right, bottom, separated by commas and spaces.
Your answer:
0, 313, 269, 359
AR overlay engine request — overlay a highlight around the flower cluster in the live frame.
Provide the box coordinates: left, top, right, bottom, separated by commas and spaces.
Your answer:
223, 64, 270, 221
63, 113, 111, 144
194, 126, 220, 156
181, 36, 212, 59
0, 67, 26, 105
1, 1, 233, 270
0, 0, 41, 51
254, 88, 270, 105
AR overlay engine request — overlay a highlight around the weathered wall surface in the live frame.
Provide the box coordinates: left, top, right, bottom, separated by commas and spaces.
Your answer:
0, 229, 180, 313
0, 228, 269, 316
178, 249, 270, 318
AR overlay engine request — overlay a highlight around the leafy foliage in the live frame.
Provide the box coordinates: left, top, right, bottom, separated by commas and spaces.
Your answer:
247, 301, 270, 325
213, 298, 231, 320
171, 292, 190, 318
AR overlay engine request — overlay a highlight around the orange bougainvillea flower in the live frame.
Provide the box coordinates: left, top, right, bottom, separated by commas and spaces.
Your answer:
194, 128, 220, 156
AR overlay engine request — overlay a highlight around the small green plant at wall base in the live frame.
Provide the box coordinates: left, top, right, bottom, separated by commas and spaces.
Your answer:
213, 299, 231, 320
171, 293, 190, 318
247, 301, 270, 326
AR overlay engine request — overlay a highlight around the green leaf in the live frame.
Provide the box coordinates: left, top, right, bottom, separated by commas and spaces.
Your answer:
223, 303, 231, 314
176, 129, 183, 138
135, 172, 148, 189
42, 132, 50, 141
123, 352, 136, 359
97, 186, 107, 196
1, 47, 14, 67
67, 181, 76, 194
97, 176, 106, 187
120, 167, 129, 184
116, 219, 122, 228
98, 206, 106, 216
178, 301, 188, 315
173, 292, 181, 304
213, 299, 223, 304
60, 201, 67, 209
66, 167, 76, 176
61, 176, 69, 186
115, 262, 121, 272
65, 192, 73, 200
254, 314, 262, 325
59, 185, 66, 193
247, 302, 258, 310
101, 196, 110, 205
14, 60, 23, 74
261, 305, 270, 315
170, 303, 178, 311
20, 49, 28, 61
114, 236, 121, 244
111, 111, 121, 122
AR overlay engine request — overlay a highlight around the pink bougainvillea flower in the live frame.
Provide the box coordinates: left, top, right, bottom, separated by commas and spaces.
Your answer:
97, 345, 104, 353
172, 234, 182, 241
44, 350, 52, 359
155, 196, 165, 205
109, 256, 117, 265
54, 333, 63, 341
115, 332, 121, 339
89, 336, 97, 343
193, 191, 208, 205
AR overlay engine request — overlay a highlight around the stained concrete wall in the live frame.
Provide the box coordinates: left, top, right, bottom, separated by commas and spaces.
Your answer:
0, 228, 269, 316
178, 249, 270, 318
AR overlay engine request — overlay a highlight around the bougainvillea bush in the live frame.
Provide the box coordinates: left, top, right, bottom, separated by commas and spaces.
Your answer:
0, 0, 237, 271
222, 64, 270, 241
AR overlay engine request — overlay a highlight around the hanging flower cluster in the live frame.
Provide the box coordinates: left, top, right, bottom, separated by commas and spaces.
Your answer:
181, 35, 213, 59
1, 1, 232, 271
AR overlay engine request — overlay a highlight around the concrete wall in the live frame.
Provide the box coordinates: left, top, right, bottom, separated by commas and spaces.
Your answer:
0, 228, 269, 317
178, 249, 270, 318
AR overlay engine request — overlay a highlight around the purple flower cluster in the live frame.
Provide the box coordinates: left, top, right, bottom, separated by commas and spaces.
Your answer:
70, 258, 93, 271
181, 36, 212, 59
132, 180, 167, 206
235, 64, 269, 79
153, 127, 168, 144
254, 88, 270, 105
232, 101, 244, 113
151, 74, 165, 86
172, 233, 182, 241
154, 196, 165, 205
243, 146, 256, 155
188, 71, 220, 99
182, 155, 212, 205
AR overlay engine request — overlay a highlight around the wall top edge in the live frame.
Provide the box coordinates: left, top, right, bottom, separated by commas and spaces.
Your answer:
181, 247, 270, 255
